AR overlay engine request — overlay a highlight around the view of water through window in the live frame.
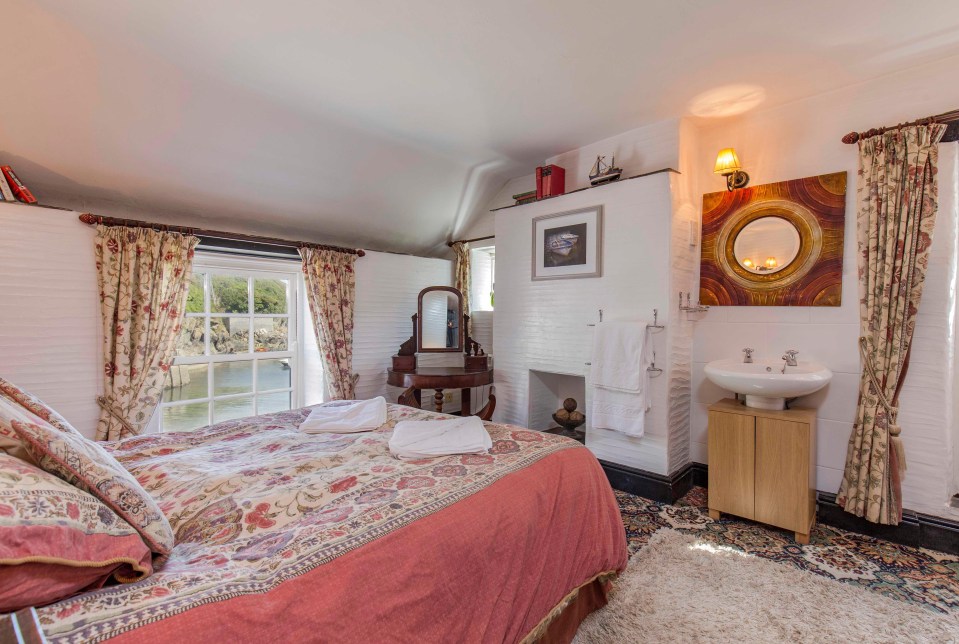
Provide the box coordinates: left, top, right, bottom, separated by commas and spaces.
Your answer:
159, 264, 298, 432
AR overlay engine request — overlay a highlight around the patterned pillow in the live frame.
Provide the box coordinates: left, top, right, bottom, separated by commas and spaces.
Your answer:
12, 420, 175, 555
0, 454, 153, 612
0, 376, 80, 435
0, 396, 48, 465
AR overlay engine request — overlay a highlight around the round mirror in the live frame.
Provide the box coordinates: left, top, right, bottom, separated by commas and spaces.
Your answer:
732, 216, 801, 275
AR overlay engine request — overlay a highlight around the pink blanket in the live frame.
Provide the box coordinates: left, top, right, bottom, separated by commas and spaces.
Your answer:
36, 405, 627, 643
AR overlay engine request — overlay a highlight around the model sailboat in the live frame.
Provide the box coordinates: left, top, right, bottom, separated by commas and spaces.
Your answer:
588, 156, 623, 186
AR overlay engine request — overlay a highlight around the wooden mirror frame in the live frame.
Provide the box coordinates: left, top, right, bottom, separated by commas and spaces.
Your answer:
699, 172, 846, 306
416, 286, 464, 353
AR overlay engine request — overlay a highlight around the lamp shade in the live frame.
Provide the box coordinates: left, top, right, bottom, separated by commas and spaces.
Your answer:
714, 148, 742, 175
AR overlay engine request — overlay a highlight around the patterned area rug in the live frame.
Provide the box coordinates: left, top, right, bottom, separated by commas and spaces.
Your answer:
617, 487, 959, 615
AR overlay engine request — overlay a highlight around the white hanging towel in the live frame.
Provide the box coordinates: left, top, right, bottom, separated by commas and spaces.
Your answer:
389, 416, 492, 460
588, 321, 654, 437
299, 397, 388, 434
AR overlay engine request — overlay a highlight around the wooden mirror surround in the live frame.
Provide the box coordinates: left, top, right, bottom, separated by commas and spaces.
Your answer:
417, 286, 464, 353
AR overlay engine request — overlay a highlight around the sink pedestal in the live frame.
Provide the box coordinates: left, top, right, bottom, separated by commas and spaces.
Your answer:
744, 395, 787, 411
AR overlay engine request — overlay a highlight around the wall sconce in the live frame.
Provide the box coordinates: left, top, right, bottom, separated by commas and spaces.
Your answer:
765, 256, 778, 269
742, 258, 754, 268
714, 148, 750, 191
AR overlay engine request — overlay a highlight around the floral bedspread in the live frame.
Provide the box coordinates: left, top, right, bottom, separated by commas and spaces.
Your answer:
36, 404, 601, 642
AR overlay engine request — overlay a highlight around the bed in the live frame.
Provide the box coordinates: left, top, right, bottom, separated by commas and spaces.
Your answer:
33, 403, 627, 643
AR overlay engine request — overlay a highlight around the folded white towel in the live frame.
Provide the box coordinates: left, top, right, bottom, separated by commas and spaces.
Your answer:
389, 416, 492, 460
589, 384, 650, 437
590, 321, 650, 392
299, 397, 387, 434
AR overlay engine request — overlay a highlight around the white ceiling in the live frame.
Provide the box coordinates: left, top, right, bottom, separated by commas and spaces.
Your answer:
5, 1, 959, 255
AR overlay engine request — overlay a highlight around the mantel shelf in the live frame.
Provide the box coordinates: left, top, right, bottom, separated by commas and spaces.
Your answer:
490, 167, 679, 212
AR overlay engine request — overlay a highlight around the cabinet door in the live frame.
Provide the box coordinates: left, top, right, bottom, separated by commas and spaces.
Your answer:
707, 411, 755, 519
754, 417, 810, 533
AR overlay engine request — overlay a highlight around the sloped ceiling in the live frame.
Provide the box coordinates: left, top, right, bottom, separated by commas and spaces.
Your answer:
4, 1, 959, 255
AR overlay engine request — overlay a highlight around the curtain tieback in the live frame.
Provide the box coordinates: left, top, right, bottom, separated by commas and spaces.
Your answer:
858, 336, 906, 469
96, 395, 138, 436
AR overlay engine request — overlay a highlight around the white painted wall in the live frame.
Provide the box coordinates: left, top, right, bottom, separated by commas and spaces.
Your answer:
0, 204, 101, 438
494, 173, 679, 474
689, 56, 959, 516
0, 203, 453, 437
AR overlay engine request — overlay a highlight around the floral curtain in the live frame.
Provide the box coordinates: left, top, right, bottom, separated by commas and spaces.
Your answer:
300, 247, 358, 400
451, 241, 471, 334
837, 124, 946, 525
95, 226, 198, 441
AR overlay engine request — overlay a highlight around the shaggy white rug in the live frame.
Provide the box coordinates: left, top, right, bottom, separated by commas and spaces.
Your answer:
575, 529, 959, 643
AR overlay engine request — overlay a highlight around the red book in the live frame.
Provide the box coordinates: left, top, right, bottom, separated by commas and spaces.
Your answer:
542, 164, 565, 197
535, 166, 544, 200
1, 166, 37, 204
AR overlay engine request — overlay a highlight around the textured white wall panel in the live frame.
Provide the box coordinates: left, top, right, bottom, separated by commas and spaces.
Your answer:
0, 204, 101, 438
494, 173, 677, 474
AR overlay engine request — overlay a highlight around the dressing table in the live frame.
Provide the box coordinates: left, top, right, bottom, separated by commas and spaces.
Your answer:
389, 286, 495, 420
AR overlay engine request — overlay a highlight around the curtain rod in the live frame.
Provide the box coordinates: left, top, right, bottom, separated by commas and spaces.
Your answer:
841, 108, 959, 144
447, 234, 494, 247
78, 213, 366, 257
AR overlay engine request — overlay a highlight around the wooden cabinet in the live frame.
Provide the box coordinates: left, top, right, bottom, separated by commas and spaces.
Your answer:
707, 399, 817, 543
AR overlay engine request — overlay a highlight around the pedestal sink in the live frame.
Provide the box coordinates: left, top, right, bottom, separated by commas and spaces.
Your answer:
704, 359, 832, 410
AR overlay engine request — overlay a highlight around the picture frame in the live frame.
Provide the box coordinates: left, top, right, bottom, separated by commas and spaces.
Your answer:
531, 205, 603, 280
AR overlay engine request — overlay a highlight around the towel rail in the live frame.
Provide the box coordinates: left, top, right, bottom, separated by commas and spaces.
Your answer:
585, 351, 663, 377
587, 308, 664, 329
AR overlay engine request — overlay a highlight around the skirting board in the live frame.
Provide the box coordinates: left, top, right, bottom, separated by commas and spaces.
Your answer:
601, 460, 959, 555
816, 492, 959, 556
598, 460, 702, 504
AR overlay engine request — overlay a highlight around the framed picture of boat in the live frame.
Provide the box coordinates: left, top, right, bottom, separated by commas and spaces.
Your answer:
531, 205, 603, 280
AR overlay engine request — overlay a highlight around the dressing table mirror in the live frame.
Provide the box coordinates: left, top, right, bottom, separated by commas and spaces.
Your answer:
417, 286, 463, 352
389, 286, 494, 419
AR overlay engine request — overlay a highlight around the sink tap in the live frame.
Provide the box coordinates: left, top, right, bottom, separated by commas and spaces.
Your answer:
742, 348, 754, 364
781, 349, 799, 372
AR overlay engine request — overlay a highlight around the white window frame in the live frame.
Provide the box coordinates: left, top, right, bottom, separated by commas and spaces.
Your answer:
470, 245, 495, 312
157, 252, 304, 431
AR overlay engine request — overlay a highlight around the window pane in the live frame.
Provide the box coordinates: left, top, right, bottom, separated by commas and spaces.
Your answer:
254, 278, 288, 314
176, 317, 207, 357
211, 275, 249, 314
162, 402, 210, 432
210, 317, 250, 354
213, 360, 253, 396
163, 364, 209, 402
254, 318, 288, 352
185, 273, 206, 314
214, 397, 254, 423
257, 358, 292, 391
257, 392, 291, 415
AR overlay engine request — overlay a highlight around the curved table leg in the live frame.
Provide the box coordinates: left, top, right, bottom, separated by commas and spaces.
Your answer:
433, 389, 444, 414
476, 394, 496, 421
397, 386, 418, 408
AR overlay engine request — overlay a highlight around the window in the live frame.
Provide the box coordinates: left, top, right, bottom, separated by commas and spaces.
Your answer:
470, 246, 495, 311
158, 255, 301, 432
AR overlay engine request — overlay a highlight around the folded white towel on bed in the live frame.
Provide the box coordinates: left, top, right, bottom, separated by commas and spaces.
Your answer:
389, 416, 492, 460
299, 397, 387, 434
